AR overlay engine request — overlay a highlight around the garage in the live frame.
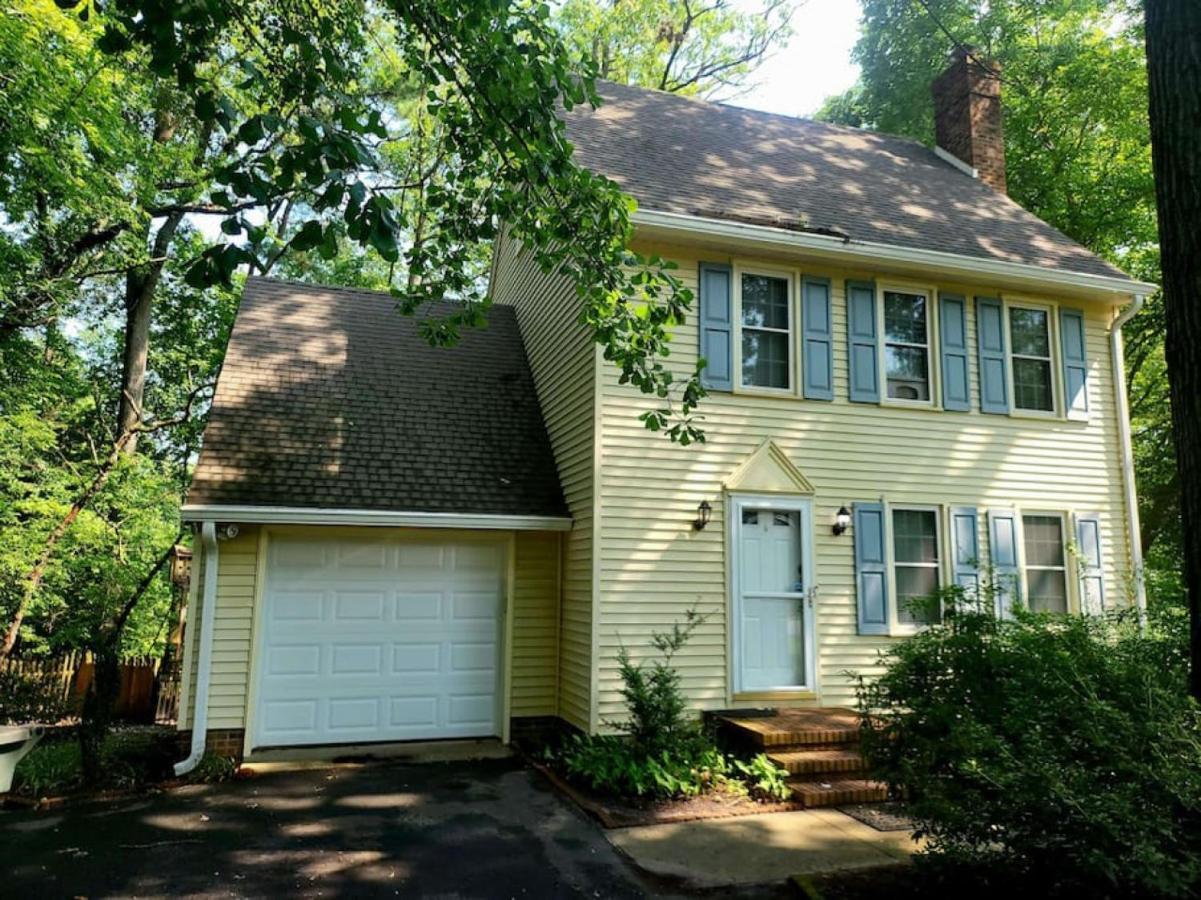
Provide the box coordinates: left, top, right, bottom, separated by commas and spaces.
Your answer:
250, 533, 507, 750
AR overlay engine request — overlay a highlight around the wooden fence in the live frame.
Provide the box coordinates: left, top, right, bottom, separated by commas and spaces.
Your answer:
0, 652, 179, 724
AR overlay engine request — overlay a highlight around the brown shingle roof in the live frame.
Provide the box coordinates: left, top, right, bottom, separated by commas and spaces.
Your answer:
186, 278, 569, 518
566, 81, 1129, 281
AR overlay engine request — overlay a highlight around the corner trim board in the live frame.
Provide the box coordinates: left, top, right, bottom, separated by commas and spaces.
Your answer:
180, 505, 572, 532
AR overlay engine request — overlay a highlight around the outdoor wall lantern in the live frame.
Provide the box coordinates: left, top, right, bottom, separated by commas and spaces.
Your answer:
693, 500, 713, 531
833, 506, 852, 536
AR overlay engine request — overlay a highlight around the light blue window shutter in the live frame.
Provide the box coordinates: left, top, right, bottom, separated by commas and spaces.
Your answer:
950, 507, 981, 605
801, 276, 834, 400
1074, 512, 1106, 615
698, 263, 733, 390
846, 281, 880, 403
940, 294, 971, 411
854, 502, 890, 635
988, 509, 1021, 618
976, 297, 1010, 414
1060, 308, 1089, 420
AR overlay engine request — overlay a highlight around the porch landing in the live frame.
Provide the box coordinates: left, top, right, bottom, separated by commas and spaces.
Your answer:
715, 708, 889, 808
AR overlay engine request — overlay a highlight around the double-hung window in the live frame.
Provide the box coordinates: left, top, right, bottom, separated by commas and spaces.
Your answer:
1021, 514, 1068, 613
883, 289, 932, 402
1009, 305, 1055, 412
739, 272, 792, 390
892, 508, 942, 626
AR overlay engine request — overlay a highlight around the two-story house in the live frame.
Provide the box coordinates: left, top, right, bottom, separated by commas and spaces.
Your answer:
173, 52, 1154, 774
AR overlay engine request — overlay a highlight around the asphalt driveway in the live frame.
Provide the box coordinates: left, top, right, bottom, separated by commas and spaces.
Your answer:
0, 756, 787, 898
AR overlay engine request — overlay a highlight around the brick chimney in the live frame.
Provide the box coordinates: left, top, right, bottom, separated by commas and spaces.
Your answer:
931, 47, 1007, 193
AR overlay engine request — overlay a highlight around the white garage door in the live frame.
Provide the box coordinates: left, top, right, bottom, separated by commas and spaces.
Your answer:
251, 534, 505, 749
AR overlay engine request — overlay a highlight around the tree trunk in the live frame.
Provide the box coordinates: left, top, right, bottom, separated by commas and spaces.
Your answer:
115, 212, 183, 453
78, 645, 120, 785
1145, 0, 1201, 697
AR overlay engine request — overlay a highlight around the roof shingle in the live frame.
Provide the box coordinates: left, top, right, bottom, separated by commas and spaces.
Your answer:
565, 82, 1128, 281
186, 278, 569, 519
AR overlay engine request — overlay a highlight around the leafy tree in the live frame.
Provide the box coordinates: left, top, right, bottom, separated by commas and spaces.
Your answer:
818, 0, 1174, 587
556, 0, 795, 97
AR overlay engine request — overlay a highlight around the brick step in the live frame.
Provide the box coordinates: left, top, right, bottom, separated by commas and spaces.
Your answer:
718, 709, 862, 751
789, 778, 889, 809
768, 748, 866, 776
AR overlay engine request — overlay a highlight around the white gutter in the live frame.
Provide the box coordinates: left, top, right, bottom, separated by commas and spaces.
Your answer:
180, 504, 573, 532
1111, 294, 1148, 621
174, 521, 219, 776
631, 209, 1159, 298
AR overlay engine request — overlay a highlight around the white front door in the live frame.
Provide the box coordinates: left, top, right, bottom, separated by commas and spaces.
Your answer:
251, 534, 505, 750
732, 496, 815, 693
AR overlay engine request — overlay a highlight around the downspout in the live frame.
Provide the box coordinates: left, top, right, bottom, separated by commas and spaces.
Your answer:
174, 521, 219, 776
1111, 293, 1148, 622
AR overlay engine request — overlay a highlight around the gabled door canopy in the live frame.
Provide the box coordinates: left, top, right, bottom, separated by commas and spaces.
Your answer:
724, 439, 816, 495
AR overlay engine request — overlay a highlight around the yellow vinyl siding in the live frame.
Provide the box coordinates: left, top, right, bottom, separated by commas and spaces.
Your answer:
177, 525, 562, 734
179, 527, 259, 730
511, 531, 562, 716
492, 234, 597, 731
593, 241, 1134, 722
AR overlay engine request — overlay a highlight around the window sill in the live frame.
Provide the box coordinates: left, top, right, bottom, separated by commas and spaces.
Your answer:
733, 690, 818, 703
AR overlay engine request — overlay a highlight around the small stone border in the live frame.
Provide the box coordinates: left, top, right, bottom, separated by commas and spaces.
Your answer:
530, 760, 804, 829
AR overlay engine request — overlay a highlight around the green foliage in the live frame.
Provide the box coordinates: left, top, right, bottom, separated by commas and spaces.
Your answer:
556, 0, 794, 97
10, 726, 177, 796
858, 596, 1201, 897
0, 669, 69, 725
559, 610, 790, 801
186, 751, 238, 784
730, 752, 791, 802
560, 732, 729, 799
611, 608, 704, 756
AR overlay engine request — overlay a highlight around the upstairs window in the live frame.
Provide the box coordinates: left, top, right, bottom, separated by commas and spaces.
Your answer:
1009, 306, 1054, 412
892, 508, 942, 625
883, 290, 931, 401
1022, 514, 1068, 613
740, 273, 792, 390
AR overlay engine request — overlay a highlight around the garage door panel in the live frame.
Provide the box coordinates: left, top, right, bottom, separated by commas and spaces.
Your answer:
266, 644, 321, 676
271, 591, 324, 622
330, 643, 384, 675
253, 535, 503, 748
332, 591, 387, 621
396, 592, 443, 620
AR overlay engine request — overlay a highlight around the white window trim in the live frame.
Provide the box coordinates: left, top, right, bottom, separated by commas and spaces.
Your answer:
1002, 296, 1063, 419
885, 502, 946, 635
877, 282, 939, 409
726, 492, 817, 694
1016, 510, 1075, 615
732, 263, 798, 396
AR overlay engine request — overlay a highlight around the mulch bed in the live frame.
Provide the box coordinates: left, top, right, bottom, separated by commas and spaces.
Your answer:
531, 760, 804, 828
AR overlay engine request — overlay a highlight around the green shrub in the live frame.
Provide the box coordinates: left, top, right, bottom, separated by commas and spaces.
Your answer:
10, 738, 83, 796
611, 608, 705, 757
731, 752, 791, 802
186, 751, 238, 783
561, 732, 729, 799
557, 610, 792, 802
10, 726, 177, 796
0, 668, 70, 725
859, 589, 1201, 897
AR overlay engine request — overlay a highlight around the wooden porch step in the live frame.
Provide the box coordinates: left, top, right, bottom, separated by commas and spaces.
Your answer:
790, 778, 889, 808
718, 707, 862, 750
768, 748, 866, 776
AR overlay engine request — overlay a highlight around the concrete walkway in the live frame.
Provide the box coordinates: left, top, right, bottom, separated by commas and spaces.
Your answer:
607, 808, 920, 889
